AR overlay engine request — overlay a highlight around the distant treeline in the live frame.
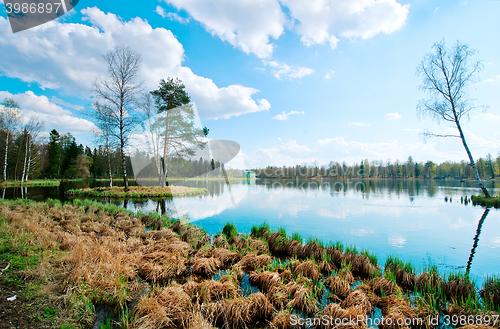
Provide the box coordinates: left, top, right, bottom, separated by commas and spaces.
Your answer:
0, 125, 228, 181
253, 156, 500, 179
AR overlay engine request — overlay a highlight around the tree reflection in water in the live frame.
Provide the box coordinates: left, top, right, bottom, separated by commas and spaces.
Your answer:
466, 208, 490, 275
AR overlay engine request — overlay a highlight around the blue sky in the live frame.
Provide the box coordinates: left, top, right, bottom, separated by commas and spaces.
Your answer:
1, 0, 499, 169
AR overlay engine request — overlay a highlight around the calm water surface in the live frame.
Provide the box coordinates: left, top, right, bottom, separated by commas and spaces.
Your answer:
3, 178, 499, 284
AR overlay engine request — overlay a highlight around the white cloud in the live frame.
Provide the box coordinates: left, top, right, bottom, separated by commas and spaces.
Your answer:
50, 96, 84, 111
388, 235, 406, 248
156, 7, 190, 24
348, 122, 371, 127
263, 60, 314, 80
466, 131, 500, 149
0, 8, 270, 120
0, 91, 97, 135
155, 5, 167, 18
481, 113, 500, 120
166, 12, 190, 24
163, 0, 286, 58
491, 237, 500, 249
324, 70, 335, 79
281, 0, 409, 48
272, 110, 305, 120
351, 229, 374, 237
385, 112, 402, 121
434, 7, 439, 12
244, 131, 500, 168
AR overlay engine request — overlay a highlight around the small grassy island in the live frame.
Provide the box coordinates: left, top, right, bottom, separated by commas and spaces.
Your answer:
471, 195, 500, 209
66, 185, 208, 198
0, 199, 499, 328
0, 179, 61, 187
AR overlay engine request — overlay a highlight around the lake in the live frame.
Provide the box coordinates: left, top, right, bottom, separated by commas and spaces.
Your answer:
3, 178, 499, 284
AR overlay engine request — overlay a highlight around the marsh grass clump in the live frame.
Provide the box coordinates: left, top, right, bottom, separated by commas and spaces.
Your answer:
192, 257, 223, 278
385, 255, 417, 291
303, 237, 326, 260
441, 272, 476, 302
250, 222, 271, 240
222, 222, 238, 240
248, 271, 289, 309
203, 292, 273, 329
416, 265, 442, 292
340, 290, 373, 316
480, 275, 500, 310
294, 260, 321, 280
324, 275, 351, 298
371, 276, 402, 297
234, 253, 272, 272
134, 284, 192, 329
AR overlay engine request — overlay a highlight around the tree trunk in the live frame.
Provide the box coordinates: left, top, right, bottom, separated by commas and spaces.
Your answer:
466, 208, 490, 274
120, 108, 129, 192
26, 150, 31, 181
161, 111, 170, 188
3, 133, 9, 181
121, 140, 128, 192
21, 135, 29, 183
108, 152, 113, 187
106, 131, 113, 187
454, 119, 491, 198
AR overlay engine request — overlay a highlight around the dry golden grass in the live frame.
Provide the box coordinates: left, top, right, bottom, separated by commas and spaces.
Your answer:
234, 253, 272, 272
3, 200, 493, 329
248, 271, 289, 309
192, 257, 223, 278
371, 277, 403, 296
138, 253, 187, 283
210, 248, 242, 267
324, 275, 351, 298
267, 231, 288, 256
294, 260, 321, 280
320, 260, 334, 276
286, 282, 319, 315
316, 303, 368, 329
338, 267, 355, 284
203, 292, 274, 329
284, 239, 303, 257
134, 284, 192, 329
302, 241, 325, 260
74, 185, 206, 198
341, 290, 373, 316
268, 309, 293, 329
183, 280, 239, 303
342, 253, 376, 278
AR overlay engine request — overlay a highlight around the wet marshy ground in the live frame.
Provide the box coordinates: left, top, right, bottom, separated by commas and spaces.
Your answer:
0, 198, 498, 328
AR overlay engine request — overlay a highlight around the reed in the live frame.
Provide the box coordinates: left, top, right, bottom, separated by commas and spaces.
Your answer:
480, 275, 500, 311
324, 275, 351, 298
385, 255, 417, 290
222, 222, 238, 240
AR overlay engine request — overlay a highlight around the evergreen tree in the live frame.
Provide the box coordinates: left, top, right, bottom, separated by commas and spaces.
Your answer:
46, 129, 61, 178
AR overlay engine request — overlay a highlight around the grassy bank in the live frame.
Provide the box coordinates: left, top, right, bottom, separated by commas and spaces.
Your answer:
471, 195, 500, 208
0, 179, 61, 187
66, 186, 208, 198
0, 199, 499, 328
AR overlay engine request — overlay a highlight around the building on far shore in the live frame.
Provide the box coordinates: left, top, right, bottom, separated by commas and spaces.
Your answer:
243, 171, 256, 179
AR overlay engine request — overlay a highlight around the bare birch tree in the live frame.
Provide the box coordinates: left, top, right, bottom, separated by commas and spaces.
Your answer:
92, 45, 143, 191
21, 116, 44, 182
417, 40, 491, 198
90, 103, 115, 187
0, 98, 22, 181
